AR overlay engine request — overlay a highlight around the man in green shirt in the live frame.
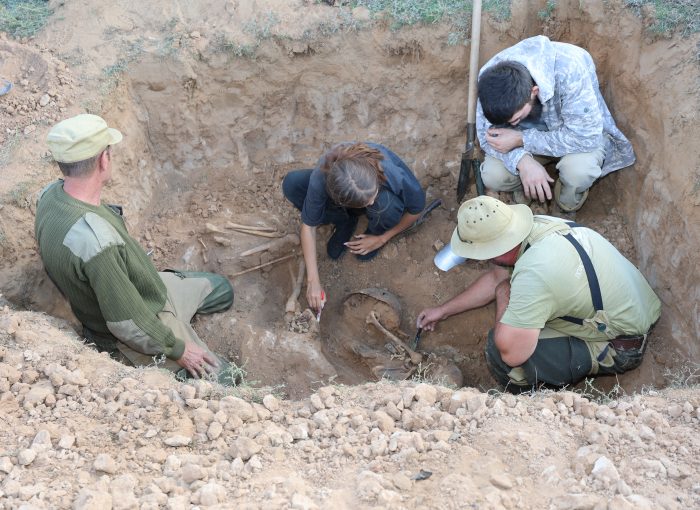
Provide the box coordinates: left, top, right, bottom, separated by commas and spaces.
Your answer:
35, 114, 236, 383
417, 196, 660, 392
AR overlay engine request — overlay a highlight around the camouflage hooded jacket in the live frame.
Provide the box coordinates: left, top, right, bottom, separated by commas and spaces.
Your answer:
476, 35, 635, 176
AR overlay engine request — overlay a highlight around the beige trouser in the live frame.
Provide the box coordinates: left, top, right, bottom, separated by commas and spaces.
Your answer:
115, 272, 216, 371
481, 148, 605, 209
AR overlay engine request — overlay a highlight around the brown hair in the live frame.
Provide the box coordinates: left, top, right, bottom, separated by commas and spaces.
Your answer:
322, 143, 386, 208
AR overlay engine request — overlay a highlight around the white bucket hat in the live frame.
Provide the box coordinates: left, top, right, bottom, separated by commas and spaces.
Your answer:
434, 196, 534, 270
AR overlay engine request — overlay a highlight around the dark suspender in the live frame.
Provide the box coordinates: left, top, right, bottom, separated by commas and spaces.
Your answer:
557, 222, 610, 362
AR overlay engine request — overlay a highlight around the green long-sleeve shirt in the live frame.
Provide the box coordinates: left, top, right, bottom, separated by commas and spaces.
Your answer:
34, 180, 185, 359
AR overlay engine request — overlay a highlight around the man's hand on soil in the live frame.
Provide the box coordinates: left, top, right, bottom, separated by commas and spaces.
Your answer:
517, 156, 554, 202
177, 341, 219, 379
345, 234, 386, 256
486, 127, 523, 153
416, 307, 444, 331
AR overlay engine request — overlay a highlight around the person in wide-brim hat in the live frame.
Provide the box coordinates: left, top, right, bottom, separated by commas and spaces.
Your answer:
417, 195, 660, 394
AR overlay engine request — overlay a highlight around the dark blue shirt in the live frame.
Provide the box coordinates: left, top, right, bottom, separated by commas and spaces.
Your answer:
301, 143, 426, 227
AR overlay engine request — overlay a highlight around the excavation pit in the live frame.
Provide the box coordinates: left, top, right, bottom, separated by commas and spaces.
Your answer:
0, 1, 698, 400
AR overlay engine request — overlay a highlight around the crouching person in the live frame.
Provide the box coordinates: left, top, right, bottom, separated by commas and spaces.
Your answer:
35, 114, 237, 384
417, 196, 661, 393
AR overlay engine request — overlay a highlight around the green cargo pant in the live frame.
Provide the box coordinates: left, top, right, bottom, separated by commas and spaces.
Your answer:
484, 327, 644, 393
84, 271, 238, 385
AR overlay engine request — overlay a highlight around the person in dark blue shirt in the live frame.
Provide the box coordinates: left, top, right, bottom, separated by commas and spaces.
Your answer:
282, 142, 426, 312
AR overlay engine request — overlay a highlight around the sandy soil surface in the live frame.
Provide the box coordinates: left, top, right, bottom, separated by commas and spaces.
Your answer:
0, 0, 699, 507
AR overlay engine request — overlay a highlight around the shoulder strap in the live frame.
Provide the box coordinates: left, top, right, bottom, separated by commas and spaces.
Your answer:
557, 224, 606, 332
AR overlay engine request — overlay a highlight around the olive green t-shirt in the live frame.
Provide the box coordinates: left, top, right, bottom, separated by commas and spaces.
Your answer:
501, 216, 661, 341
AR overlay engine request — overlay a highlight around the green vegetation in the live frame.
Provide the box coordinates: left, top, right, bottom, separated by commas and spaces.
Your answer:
351, 0, 473, 28
100, 39, 145, 95
0, 0, 51, 38
243, 10, 280, 40
483, 0, 511, 22
0, 132, 19, 168
625, 0, 699, 35
211, 33, 257, 59
538, 0, 557, 20
4, 180, 34, 209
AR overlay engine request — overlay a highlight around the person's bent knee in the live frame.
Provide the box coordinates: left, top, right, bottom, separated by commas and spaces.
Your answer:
557, 152, 603, 189
485, 329, 536, 393
480, 157, 521, 192
188, 272, 234, 314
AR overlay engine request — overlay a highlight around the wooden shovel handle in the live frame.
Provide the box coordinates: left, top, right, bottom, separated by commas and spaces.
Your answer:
466, 0, 482, 125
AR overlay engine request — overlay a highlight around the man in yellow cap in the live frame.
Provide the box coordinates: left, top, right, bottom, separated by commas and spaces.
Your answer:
35, 114, 237, 384
418, 196, 660, 392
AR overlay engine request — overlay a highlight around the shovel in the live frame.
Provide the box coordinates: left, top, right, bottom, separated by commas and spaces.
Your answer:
456, 0, 485, 202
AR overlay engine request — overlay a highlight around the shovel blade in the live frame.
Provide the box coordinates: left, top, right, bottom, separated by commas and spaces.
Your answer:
457, 154, 471, 202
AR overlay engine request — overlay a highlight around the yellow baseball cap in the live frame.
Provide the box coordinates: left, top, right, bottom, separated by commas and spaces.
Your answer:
47, 114, 123, 163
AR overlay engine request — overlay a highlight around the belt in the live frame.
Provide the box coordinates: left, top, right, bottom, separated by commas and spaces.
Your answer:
610, 334, 647, 352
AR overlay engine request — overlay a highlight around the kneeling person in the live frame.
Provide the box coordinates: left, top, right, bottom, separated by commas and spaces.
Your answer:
35, 114, 236, 384
283, 142, 426, 314
417, 196, 660, 392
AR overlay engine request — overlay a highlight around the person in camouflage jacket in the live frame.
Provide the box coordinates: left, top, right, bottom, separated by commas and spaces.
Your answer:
475, 35, 635, 212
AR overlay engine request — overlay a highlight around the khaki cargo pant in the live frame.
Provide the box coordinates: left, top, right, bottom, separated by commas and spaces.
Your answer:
481, 148, 605, 210
84, 271, 238, 385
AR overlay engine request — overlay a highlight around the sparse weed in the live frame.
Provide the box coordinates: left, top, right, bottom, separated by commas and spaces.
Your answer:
0, 131, 20, 167
483, 0, 512, 21
100, 39, 145, 94
211, 33, 257, 59
538, 0, 557, 20
0, 0, 52, 38
4, 181, 34, 209
410, 360, 460, 389
350, 0, 480, 42
625, 0, 699, 36
575, 377, 625, 404
243, 10, 280, 40
663, 362, 700, 388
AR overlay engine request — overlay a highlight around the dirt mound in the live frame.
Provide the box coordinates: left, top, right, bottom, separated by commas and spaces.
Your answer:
1, 306, 699, 508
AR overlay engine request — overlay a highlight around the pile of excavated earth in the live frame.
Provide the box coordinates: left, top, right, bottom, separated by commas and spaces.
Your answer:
1, 306, 699, 509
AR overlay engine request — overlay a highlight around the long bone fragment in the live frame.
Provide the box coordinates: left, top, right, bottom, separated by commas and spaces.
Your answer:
285, 259, 306, 314
240, 234, 300, 257
230, 253, 297, 278
366, 310, 423, 365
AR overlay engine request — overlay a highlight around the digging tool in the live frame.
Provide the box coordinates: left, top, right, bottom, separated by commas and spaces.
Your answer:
398, 198, 443, 238
316, 291, 326, 322
410, 327, 423, 351
457, 0, 485, 202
